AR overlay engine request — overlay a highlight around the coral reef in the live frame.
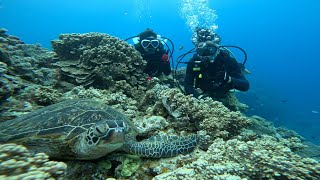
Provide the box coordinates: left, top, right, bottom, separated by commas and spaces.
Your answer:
1, 29, 320, 179
30, 85, 63, 106
173, 67, 248, 112
51, 33, 147, 99
136, 116, 170, 135
0, 143, 67, 179
297, 141, 320, 162
0, 66, 28, 106
0, 28, 24, 50
0, 83, 65, 121
0, 96, 34, 121
141, 84, 250, 140
6, 44, 59, 86
63, 160, 103, 180
114, 155, 141, 177
61, 85, 139, 119
155, 136, 320, 179
0, 29, 61, 120
222, 92, 249, 111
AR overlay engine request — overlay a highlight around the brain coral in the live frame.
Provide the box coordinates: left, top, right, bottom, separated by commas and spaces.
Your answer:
51, 33, 147, 97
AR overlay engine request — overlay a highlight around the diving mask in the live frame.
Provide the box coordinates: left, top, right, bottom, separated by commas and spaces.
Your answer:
196, 41, 218, 56
141, 38, 160, 49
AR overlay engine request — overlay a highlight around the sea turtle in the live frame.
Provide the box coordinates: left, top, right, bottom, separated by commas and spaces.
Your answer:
0, 99, 198, 160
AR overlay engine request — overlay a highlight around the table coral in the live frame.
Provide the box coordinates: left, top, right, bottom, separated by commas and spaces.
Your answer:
52, 33, 147, 98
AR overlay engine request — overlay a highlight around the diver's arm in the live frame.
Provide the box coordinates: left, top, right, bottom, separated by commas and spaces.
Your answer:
226, 58, 250, 92
184, 58, 200, 97
229, 76, 249, 91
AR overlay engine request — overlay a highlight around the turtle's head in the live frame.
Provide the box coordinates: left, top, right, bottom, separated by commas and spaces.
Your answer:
75, 120, 128, 160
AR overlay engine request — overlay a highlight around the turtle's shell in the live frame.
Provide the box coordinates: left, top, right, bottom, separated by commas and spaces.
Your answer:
0, 99, 138, 158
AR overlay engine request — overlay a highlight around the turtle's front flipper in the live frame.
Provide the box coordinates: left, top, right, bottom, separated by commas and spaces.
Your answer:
124, 134, 199, 158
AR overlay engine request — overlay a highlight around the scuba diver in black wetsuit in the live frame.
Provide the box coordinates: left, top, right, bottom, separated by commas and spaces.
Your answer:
183, 27, 250, 110
125, 28, 174, 79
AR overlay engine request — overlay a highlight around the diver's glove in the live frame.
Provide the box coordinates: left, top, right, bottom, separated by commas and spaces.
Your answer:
161, 54, 169, 63
214, 71, 232, 86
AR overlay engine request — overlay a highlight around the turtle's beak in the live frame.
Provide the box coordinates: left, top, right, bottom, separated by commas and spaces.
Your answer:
100, 129, 125, 144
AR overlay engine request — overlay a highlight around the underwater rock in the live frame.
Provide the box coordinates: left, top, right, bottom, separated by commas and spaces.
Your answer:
51, 32, 147, 99
0, 143, 67, 179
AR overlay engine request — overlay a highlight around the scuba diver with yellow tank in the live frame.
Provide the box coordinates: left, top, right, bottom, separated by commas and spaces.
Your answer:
175, 27, 250, 110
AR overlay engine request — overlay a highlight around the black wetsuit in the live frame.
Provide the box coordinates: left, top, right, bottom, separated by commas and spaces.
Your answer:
184, 49, 249, 98
134, 43, 171, 77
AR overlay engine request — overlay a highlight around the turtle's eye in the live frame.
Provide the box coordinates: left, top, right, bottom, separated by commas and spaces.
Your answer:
94, 126, 106, 137
96, 126, 102, 134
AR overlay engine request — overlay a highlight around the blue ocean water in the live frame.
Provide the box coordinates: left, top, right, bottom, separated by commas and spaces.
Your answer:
1, 0, 320, 144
